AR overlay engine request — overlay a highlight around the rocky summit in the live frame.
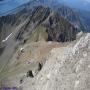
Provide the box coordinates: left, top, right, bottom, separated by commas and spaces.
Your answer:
0, 0, 90, 90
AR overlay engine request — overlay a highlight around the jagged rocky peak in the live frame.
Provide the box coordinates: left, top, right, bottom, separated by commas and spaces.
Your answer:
29, 5, 50, 23
43, 11, 77, 42
0, 5, 79, 43
56, 5, 84, 31
15, 5, 77, 42
15, 6, 51, 41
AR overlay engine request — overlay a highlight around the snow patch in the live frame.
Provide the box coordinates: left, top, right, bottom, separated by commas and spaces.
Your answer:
74, 80, 79, 88
2, 33, 12, 42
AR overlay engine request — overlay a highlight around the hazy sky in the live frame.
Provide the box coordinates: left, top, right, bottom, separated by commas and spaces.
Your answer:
0, 0, 90, 15
0, 0, 30, 14
58, 0, 90, 11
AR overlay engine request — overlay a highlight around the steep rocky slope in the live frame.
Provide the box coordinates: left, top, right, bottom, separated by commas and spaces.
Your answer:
0, 8, 32, 42
43, 12, 77, 42
78, 10, 90, 32
57, 6, 84, 31
32, 33, 90, 90
0, 32, 90, 90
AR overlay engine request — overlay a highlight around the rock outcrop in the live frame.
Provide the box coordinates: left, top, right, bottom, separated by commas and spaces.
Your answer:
0, 32, 89, 90
22, 33, 90, 90
57, 6, 84, 31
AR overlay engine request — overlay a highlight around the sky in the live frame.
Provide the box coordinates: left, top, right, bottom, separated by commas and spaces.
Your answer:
0, 0, 90, 15
59, 0, 90, 11
0, 0, 31, 15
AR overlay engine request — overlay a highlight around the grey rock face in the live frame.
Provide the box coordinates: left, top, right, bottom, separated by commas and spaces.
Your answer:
0, 28, 90, 90
57, 6, 85, 31
43, 12, 77, 42
21, 33, 90, 90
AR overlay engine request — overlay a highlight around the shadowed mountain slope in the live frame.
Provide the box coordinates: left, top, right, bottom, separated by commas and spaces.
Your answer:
0, 5, 78, 44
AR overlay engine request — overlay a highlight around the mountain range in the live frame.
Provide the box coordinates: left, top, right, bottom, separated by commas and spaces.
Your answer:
0, 0, 89, 32
0, 2, 84, 43
0, 0, 90, 89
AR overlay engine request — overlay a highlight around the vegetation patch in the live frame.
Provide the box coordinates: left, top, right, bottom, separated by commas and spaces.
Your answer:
27, 25, 48, 43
